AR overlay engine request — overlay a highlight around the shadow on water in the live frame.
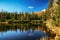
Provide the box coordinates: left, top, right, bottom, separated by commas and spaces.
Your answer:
0, 24, 48, 40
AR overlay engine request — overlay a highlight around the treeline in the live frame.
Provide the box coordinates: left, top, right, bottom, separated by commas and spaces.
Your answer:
0, 12, 44, 22
1, 11, 52, 20
0, 10, 51, 25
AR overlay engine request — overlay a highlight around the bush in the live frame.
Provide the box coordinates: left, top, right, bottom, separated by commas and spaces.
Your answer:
0, 19, 6, 22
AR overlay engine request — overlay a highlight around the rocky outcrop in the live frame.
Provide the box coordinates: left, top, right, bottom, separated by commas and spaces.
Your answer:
43, 0, 60, 40
46, 19, 60, 40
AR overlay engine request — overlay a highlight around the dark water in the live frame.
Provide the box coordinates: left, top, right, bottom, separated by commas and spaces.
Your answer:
0, 24, 48, 40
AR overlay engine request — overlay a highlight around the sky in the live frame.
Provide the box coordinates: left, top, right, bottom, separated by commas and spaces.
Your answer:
0, 0, 48, 12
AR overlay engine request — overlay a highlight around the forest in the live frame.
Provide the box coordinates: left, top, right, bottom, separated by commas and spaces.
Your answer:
0, 0, 60, 27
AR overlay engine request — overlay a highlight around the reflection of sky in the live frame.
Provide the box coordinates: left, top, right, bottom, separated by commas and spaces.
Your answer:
0, 0, 48, 12
0, 29, 47, 40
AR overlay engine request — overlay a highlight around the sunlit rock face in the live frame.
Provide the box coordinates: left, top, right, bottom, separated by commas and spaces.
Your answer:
53, 0, 58, 12
48, 0, 59, 17
53, 0, 57, 6
49, 0, 59, 10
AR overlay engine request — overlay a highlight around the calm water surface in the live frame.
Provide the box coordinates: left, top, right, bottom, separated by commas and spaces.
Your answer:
0, 24, 48, 40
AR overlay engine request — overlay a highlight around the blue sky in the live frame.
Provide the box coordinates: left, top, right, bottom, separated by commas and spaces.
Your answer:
0, 0, 48, 12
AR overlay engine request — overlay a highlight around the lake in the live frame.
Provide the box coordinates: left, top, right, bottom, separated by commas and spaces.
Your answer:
0, 24, 48, 40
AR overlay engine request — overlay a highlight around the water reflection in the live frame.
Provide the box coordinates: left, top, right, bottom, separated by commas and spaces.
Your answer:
0, 24, 48, 40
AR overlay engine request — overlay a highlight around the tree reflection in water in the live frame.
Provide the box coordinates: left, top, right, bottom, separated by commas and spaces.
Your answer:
0, 24, 44, 32
0, 24, 48, 40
